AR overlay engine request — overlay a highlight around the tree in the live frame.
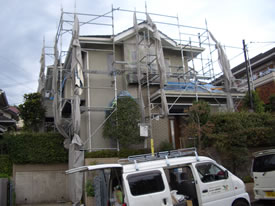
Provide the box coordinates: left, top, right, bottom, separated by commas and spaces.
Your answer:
265, 94, 275, 112
18, 93, 45, 132
184, 100, 211, 152
208, 113, 248, 174
241, 90, 264, 113
103, 96, 142, 149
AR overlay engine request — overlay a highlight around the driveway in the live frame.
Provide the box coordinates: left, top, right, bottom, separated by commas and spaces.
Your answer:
246, 183, 275, 206
18, 203, 71, 206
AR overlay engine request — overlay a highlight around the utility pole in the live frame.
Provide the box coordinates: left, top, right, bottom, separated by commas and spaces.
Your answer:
242, 40, 254, 111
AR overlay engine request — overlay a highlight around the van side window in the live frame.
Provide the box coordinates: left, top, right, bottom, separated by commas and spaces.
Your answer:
196, 163, 227, 183
127, 171, 165, 196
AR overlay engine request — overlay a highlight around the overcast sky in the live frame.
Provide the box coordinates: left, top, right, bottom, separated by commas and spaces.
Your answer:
1, 0, 275, 105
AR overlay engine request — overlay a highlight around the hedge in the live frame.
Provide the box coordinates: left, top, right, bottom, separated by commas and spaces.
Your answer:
207, 112, 275, 148
3, 132, 68, 164
85, 149, 151, 159
0, 155, 12, 176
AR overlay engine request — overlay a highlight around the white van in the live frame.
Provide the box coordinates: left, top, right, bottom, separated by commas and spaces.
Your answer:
252, 149, 275, 200
67, 148, 250, 206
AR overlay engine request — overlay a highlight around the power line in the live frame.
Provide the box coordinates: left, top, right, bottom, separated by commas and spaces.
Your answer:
250, 41, 275, 44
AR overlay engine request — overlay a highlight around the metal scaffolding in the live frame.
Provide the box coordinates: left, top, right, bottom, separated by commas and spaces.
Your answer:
43, 5, 244, 151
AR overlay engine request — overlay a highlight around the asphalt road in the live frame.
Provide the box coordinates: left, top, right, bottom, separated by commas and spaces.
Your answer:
251, 200, 275, 206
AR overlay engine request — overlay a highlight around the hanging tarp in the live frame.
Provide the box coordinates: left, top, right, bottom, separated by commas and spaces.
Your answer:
133, 12, 146, 121
71, 15, 84, 96
209, 32, 235, 111
69, 126, 84, 206
69, 15, 84, 206
52, 38, 70, 148
38, 46, 45, 93
209, 32, 235, 89
147, 14, 169, 116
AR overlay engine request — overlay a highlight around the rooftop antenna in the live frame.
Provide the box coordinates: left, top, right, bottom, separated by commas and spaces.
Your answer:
43, 36, 45, 48
60, 0, 63, 13
74, 0, 77, 14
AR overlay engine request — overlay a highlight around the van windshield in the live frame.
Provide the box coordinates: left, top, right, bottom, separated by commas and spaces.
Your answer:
253, 154, 275, 172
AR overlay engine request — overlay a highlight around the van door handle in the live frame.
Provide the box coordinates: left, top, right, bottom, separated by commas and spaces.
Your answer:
202, 189, 208, 193
163, 198, 167, 205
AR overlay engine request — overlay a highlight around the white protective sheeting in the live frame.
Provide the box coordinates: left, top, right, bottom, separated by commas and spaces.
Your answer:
133, 12, 146, 122
209, 32, 235, 111
52, 39, 70, 147
72, 15, 84, 96
69, 15, 84, 206
38, 46, 45, 93
147, 14, 169, 116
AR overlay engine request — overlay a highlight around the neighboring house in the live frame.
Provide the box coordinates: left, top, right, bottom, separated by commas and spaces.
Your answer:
41, 11, 244, 150
216, 47, 275, 104
0, 89, 18, 134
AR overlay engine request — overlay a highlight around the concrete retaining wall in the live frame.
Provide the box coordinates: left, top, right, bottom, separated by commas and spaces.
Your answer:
0, 178, 8, 206
85, 157, 119, 165
14, 164, 69, 204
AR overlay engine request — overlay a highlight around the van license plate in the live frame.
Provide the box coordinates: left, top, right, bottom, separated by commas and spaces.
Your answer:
265, 192, 275, 197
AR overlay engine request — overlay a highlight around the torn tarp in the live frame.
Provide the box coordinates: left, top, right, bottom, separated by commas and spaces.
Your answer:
38, 45, 45, 93
69, 15, 84, 206
147, 14, 169, 116
209, 32, 235, 111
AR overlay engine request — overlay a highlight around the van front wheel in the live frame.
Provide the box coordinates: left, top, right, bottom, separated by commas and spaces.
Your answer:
233, 200, 249, 206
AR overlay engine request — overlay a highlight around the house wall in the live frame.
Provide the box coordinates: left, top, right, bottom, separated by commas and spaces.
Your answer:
151, 117, 170, 149
81, 45, 125, 150
76, 36, 191, 150
79, 37, 186, 150
256, 79, 275, 104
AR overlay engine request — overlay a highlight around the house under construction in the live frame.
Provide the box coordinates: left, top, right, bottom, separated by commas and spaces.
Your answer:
39, 7, 245, 152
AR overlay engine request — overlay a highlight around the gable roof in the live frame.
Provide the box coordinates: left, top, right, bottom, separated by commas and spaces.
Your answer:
79, 21, 204, 57
232, 47, 275, 77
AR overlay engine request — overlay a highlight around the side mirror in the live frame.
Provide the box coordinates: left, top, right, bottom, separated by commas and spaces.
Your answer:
224, 170, 229, 179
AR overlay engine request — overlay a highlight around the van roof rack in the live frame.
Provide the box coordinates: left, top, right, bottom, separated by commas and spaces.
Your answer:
118, 147, 199, 164
253, 149, 275, 157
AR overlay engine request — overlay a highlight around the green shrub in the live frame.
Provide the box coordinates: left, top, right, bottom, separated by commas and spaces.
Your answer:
158, 140, 173, 151
0, 173, 10, 178
103, 96, 142, 149
3, 132, 68, 164
241, 91, 265, 113
242, 175, 253, 183
85, 180, 95, 197
85, 149, 150, 159
0, 155, 12, 176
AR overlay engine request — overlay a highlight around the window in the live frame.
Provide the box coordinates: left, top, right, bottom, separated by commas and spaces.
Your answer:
196, 163, 227, 183
253, 154, 275, 172
127, 171, 165, 196
169, 166, 194, 185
